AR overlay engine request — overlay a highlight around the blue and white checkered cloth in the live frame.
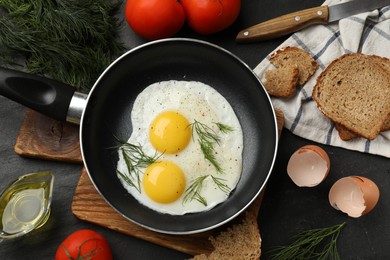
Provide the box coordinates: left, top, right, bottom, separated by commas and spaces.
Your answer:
254, 0, 390, 158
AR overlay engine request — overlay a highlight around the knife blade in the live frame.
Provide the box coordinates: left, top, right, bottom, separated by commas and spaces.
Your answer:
236, 0, 390, 43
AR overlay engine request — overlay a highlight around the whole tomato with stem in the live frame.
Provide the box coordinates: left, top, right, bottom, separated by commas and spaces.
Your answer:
125, 0, 185, 40
180, 0, 241, 35
55, 229, 113, 260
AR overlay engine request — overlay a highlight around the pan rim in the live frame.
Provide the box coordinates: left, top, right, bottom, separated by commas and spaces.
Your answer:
79, 38, 279, 234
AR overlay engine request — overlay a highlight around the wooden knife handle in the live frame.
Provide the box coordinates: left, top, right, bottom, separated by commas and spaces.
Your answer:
236, 6, 329, 42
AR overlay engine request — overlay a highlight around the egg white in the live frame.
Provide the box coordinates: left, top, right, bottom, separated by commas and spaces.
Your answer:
116, 80, 243, 215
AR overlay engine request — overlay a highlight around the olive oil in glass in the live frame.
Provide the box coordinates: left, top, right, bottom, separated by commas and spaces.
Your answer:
0, 171, 54, 240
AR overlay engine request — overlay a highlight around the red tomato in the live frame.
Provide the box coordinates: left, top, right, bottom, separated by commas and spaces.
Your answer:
180, 0, 241, 35
125, 0, 185, 40
55, 229, 112, 260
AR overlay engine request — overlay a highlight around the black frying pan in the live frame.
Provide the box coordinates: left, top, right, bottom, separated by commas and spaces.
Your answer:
0, 38, 278, 234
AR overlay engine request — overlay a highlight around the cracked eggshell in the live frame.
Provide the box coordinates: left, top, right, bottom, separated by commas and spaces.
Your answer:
287, 145, 330, 187
329, 176, 380, 218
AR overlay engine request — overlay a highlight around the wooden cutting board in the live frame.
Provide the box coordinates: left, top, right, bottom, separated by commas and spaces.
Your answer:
15, 108, 284, 256
14, 109, 82, 163
72, 167, 261, 256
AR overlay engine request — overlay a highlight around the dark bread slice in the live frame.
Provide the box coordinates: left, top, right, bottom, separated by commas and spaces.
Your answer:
333, 55, 390, 140
189, 211, 261, 260
270, 46, 319, 85
334, 123, 361, 141
335, 116, 390, 141
382, 117, 390, 131
264, 66, 299, 97
313, 53, 390, 140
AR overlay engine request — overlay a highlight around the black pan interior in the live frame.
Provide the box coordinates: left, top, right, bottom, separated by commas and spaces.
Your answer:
81, 39, 278, 234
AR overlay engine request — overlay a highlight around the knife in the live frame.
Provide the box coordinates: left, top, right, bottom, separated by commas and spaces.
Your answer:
236, 0, 390, 43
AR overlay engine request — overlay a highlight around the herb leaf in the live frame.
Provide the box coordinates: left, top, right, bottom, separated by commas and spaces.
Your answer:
198, 140, 222, 173
190, 120, 233, 173
120, 143, 161, 169
118, 143, 161, 193
215, 122, 234, 133
183, 175, 208, 206
0, 0, 124, 91
210, 175, 231, 194
183, 175, 231, 205
268, 222, 346, 260
117, 169, 140, 193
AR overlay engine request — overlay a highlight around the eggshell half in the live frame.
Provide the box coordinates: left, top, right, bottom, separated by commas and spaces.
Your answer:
287, 145, 330, 187
329, 176, 380, 218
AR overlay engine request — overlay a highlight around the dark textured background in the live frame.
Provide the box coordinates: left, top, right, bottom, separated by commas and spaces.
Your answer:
0, 0, 389, 259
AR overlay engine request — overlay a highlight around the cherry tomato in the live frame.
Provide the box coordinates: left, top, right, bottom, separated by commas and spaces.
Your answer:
55, 229, 113, 260
125, 0, 185, 40
180, 0, 241, 35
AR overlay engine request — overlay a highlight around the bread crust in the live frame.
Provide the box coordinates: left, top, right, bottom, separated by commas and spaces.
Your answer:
264, 66, 299, 97
335, 116, 390, 141
270, 46, 319, 85
313, 53, 390, 140
262, 46, 318, 98
189, 211, 261, 260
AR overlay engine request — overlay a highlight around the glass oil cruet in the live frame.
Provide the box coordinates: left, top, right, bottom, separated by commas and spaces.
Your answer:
0, 171, 54, 241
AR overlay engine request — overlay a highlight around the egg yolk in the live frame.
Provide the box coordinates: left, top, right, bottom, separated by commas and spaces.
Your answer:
149, 111, 191, 154
143, 161, 186, 204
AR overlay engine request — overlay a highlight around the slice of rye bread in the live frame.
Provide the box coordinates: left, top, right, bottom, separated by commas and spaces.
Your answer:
189, 211, 261, 260
312, 53, 390, 140
333, 55, 390, 140
270, 46, 319, 85
263, 66, 299, 97
336, 117, 390, 141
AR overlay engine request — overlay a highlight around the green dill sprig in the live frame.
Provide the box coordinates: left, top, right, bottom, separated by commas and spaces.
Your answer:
190, 120, 233, 173
183, 175, 208, 206
215, 122, 234, 133
121, 143, 161, 168
183, 175, 231, 205
117, 169, 140, 193
0, 0, 124, 91
268, 222, 346, 260
210, 175, 231, 194
118, 143, 161, 192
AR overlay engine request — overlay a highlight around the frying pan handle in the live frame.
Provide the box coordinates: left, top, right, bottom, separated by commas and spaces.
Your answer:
0, 67, 84, 123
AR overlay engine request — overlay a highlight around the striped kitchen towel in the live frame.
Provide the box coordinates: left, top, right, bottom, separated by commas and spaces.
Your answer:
254, 0, 390, 158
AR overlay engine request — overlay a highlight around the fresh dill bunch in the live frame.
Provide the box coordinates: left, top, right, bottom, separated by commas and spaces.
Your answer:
118, 142, 161, 192
183, 175, 230, 206
268, 222, 346, 260
0, 0, 125, 91
190, 120, 233, 173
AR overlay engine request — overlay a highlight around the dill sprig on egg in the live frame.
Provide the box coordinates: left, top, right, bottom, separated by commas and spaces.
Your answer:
215, 122, 234, 133
117, 143, 161, 193
210, 175, 231, 194
183, 175, 208, 206
183, 175, 231, 206
190, 120, 234, 173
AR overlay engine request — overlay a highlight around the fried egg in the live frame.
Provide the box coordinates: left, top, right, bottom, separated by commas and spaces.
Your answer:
116, 80, 243, 215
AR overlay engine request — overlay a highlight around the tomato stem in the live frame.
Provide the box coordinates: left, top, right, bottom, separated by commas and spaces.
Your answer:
61, 238, 103, 260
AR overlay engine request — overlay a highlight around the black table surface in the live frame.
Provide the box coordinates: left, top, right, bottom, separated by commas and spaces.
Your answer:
1, 0, 389, 259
